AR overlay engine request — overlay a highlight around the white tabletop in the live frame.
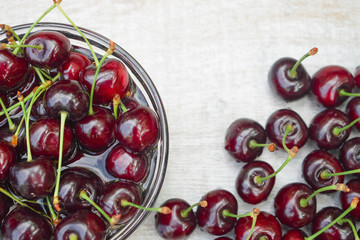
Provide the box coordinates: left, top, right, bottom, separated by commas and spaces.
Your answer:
4, 0, 360, 239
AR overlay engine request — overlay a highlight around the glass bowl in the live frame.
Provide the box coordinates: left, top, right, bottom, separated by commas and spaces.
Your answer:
0, 22, 169, 239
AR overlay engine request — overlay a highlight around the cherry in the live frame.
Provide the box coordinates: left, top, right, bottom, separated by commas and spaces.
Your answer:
73, 106, 115, 153
0, 140, 16, 182
225, 118, 272, 163
0, 118, 26, 155
24, 31, 71, 69
58, 51, 91, 80
80, 58, 130, 104
105, 144, 149, 182
1, 206, 53, 239
0, 192, 11, 221
215, 237, 232, 240
312, 65, 355, 108
30, 91, 48, 120
340, 179, 360, 220
0, 49, 29, 92
339, 138, 360, 178
234, 212, 282, 240
115, 105, 160, 153
346, 97, 360, 131
54, 210, 106, 240
196, 189, 238, 236
266, 109, 308, 150
268, 48, 317, 101
309, 108, 351, 150
354, 65, 360, 88
302, 150, 344, 192
282, 229, 308, 240
8, 68, 39, 101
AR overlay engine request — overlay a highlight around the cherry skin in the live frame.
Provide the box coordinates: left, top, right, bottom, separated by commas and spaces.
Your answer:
80, 58, 130, 104
30, 92, 48, 120
312, 65, 355, 108
58, 51, 91, 80
0, 118, 26, 155
340, 179, 360, 220
346, 97, 360, 131
266, 109, 308, 150
312, 206, 355, 240
225, 118, 267, 162
0, 140, 16, 182
57, 167, 103, 213
268, 57, 311, 101
282, 229, 308, 240
274, 182, 315, 228
73, 106, 115, 153
339, 138, 360, 178
9, 157, 56, 200
155, 198, 197, 239
54, 210, 106, 240
105, 144, 149, 182
309, 108, 350, 150
0, 49, 29, 92
235, 212, 282, 240
196, 189, 238, 236
354, 65, 360, 89
24, 31, 71, 69
235, 160, 275, 204
0, 192, 11, 221
1, 206, 53, 239
302, 150, 344, 192
115, 105, 160, 153
98, 180, 142, 224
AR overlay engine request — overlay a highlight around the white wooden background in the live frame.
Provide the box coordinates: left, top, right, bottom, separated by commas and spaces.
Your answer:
3, 0, 360, 239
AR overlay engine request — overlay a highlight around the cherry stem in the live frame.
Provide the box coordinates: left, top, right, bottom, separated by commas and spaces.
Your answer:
305, 197, 359, 240
0, 97, 15, 131
321, 167, 360, 178
13, 3, 56, 56
255, 146, 298, 184
46, 196, 59, 226
222, 209, 251, 219
338, 218, 360, 240
11, 114, 25, 147
113, 94, 120, 121
249, 140, 276, 152
52, 110, 69, 211
299, 183, 349, 208
288, 47, 318, 78
69, 234, 78, 240
333, 117, 360, 136
180, 201, 207, 218
121, 199, 172, 214
33, 67, 46, 84
282, 124, 293, 153
339, 89, 360, 97
2, 43, 42, 50
0, 24, 21, 42
246, 209, 260, 240
55, 4, 99, 67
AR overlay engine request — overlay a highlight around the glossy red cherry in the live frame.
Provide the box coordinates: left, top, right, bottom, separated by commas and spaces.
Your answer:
340, 179, 360, 220
30, 92, 48, 120
58, 51, 91, 80
282, 229, 307, 240
115, 105, 160, 153
312, 65, 355, 108
235, 212, 282, 240
0, 192, 11, 221
196, 189, 238, 236
339, 138, 360, 178
24, 31, 71, 69
266, 109, 308, 150
105, 144, 149, 182
346, 97, 360, 131
155, 198, 197, 239
80, 59, 130, 104
354, 66, 360, 88
0, 140, 16, 182
235, 160, 275, 204
225, 118, 267, 162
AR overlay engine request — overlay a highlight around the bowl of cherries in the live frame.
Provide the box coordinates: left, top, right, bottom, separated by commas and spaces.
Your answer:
0, 2, 168, 240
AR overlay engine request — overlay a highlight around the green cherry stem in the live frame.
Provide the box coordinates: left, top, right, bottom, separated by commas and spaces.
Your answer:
305, 197, 359, 240
0, 43, 42, 50
0, 96, 15, 131
180, 201, 207, 219
69, 234, 78, 240
339, 89, 360, 97
333, 117, 360, 136
121, 199, 172, 214
288, 47, 318, 79
338, 218, 360, 240
53, 110, 69, 212
11, 114, 25, 148
249, 140, 276, 152
282, 124, 293, 153
299, 183, 349, 208
46, 196, 59, 226
33, 67, 46, 84
321, 168, 360, 179
0, 24, 22, 42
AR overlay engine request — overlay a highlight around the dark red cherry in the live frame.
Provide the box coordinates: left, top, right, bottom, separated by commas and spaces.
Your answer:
312, 206, 354, 240
196, 189, 237, 236
24, 31, 71, 69
346, 97, 360, 131
340, 179, 360, 220
309, 109, 350, 150
339, 138, 360, 178
312, 65, 355, 108
54, 210, 106, 240
274, 182, 315, 228
235, 212, 282, 240
2, 206, 53, 239
80, 59, 130, 104
215, 237, 232, 240
8, 68, 39, 102
0, 118, 26, 155
224, 118, 267, 162
155, 198, 197, 239
354, 66, 360, 89
9, 157, 56, 200
115, 106, 160, 153
266, 109, 308, 150
0, 192, 11, 221
98, 180, 142, 224
30, 92, 48, 120
44, 79, 89, 121
28, 117, 74, 159
302, 150, 344, 192
236, 160, 275, 204
282, 229, 307, 240
0, 140, 16, 182
58, 51, 91, 80
105, 144, 149, 182
0, 49, 29, 92
58, 167, 103, 213
268, 57, 311, 101
74, 106, 115, 153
